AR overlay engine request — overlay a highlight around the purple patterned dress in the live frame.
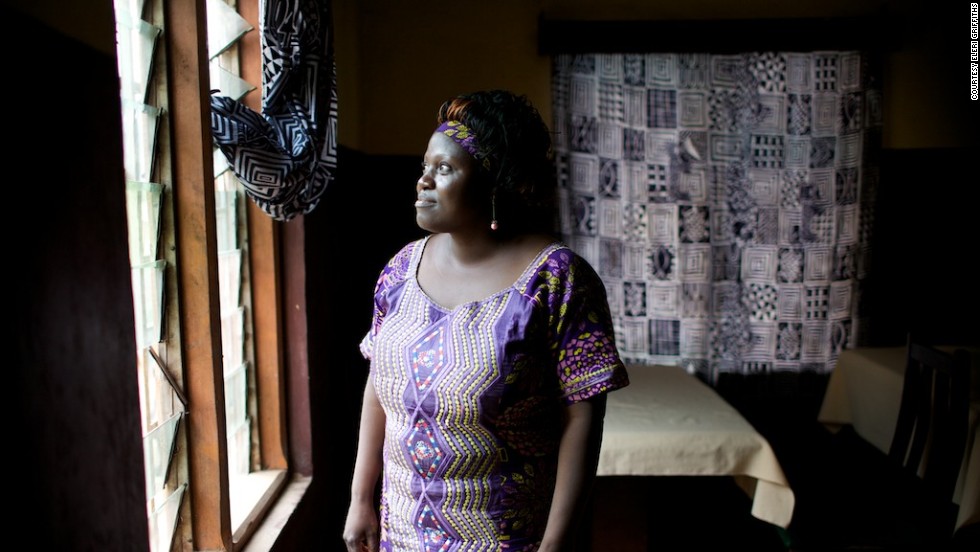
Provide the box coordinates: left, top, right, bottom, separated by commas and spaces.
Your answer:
360, 236, 629, 552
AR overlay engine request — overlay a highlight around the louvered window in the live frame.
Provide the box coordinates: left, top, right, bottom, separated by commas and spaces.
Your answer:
114, 0, 285, 549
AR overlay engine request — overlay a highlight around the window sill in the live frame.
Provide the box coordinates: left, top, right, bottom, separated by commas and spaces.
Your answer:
234, 470, 311, 551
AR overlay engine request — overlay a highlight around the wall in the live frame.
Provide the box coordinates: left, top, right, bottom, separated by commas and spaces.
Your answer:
334, 0, 978, 154
6, 2, 151, 550
328, 0, 979, 356
0, 0, 115, 54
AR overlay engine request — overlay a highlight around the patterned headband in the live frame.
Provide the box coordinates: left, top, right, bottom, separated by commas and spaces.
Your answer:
436, 120, 483, 162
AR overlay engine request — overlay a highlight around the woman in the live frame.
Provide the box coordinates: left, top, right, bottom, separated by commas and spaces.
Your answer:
343, 90, 629, 552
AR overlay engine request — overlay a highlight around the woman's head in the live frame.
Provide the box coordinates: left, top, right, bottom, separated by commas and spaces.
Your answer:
433, 90, 558, 237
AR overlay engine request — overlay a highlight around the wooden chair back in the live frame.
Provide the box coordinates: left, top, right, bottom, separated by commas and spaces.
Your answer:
888, 335, 972, 529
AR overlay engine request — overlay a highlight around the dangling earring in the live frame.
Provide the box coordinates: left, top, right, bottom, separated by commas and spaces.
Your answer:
490, 191, 498, 231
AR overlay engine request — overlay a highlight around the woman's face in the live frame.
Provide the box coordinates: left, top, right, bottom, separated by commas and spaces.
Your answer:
415, 131, 484, 234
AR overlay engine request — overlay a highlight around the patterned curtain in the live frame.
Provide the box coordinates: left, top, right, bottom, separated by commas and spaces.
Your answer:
210, 0, 338, 221
553, 52, 882, 382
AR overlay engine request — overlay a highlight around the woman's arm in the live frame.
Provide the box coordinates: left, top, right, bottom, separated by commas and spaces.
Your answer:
343, 378, 387, 552
538, 394, 608, 552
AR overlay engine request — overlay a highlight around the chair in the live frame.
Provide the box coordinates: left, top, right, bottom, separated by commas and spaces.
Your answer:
785, 335, 972, 551
887, 336, 972, 539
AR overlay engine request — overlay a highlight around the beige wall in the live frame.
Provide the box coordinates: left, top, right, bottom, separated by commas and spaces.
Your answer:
335, 0, 974, 154
7, 0, 970, 152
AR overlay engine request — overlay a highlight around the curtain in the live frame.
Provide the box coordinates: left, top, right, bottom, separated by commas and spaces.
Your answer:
553, 52, 881, 382
210, 0, 338, 221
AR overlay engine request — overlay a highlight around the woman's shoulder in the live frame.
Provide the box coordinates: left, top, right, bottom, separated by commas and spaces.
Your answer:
520, 240, 604, 297
388, 236, 427, 268
536, 242, 598, 277
375, 236, 427, 291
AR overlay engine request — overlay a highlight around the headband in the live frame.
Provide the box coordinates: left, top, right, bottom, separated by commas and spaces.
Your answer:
436, 120, 485, 164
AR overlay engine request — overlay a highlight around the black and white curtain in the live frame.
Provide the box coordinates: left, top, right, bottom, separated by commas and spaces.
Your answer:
553, 52, 881, 382
210, 0, 337, 221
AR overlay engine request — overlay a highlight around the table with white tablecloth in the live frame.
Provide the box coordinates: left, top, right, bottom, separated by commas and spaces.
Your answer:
817, 346, 980, 531
599, 364, 796, 529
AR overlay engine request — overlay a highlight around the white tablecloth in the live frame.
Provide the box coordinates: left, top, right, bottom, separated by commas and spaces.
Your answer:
599, 364, 796, 529
817, 346, 980, 531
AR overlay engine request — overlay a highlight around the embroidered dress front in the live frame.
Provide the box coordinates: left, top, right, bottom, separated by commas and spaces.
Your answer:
360, 236, 629, 552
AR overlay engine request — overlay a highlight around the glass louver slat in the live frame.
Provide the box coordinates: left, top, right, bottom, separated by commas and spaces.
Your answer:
206, 0, 254, 60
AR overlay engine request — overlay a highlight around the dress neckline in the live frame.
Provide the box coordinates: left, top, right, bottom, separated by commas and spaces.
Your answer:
410, 234, 565, 312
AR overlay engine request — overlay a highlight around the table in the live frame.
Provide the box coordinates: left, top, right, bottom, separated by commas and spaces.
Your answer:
817, 346, 980, 531
598, 364, 796, 529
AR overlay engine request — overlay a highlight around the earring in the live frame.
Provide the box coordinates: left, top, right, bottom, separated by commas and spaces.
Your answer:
490, 192, 498, 231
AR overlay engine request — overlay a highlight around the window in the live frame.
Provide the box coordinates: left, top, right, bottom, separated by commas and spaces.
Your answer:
114, 0, 292, 549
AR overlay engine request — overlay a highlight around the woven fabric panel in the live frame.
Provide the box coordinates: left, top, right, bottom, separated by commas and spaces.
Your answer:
552, 52, 882, 382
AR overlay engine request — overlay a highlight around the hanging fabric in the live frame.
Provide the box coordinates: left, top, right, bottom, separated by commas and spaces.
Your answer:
552, 52, 882, 382
210, 0, 338, 221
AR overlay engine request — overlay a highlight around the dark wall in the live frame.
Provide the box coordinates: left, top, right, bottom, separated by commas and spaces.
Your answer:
308, 147, 423, 489
865, 148, 980, 348
272, 147, 422, 550
7, 7, 150, 550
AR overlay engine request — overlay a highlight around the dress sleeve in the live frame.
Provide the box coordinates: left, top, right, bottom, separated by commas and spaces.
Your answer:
541, 249, 630, 403
359, 241, 417, 361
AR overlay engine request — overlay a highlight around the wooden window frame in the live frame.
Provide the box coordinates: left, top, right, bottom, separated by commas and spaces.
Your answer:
164, 0, 297, 549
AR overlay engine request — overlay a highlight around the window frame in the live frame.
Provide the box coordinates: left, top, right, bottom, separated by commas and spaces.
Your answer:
161, 0, 294, 549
